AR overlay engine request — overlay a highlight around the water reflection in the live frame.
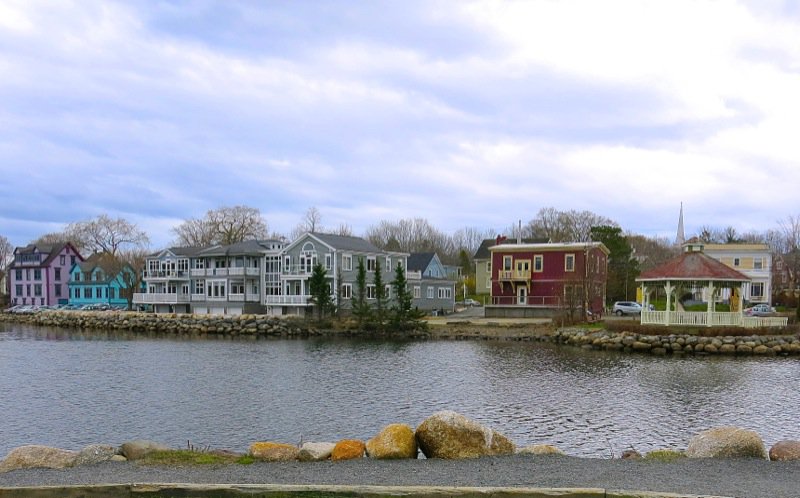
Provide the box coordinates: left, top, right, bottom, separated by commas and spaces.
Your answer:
1, 325, 799, 458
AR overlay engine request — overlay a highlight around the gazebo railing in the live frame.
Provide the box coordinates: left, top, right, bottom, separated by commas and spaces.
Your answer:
641, 311, 787, 328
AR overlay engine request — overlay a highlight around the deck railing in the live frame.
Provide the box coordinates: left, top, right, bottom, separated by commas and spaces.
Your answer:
641, 310, 788, 328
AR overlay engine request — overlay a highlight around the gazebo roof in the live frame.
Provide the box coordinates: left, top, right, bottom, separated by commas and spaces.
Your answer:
637, 250, 750, 282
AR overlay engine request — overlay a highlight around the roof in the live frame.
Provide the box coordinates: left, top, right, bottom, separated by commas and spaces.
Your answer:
407, 252, 436, 272
702, 243, 770, 252
473, 237, 550, 260
198, 239, 283, 257
637, 251, 751, 282
289, 232, 388, 254
490, 241, 610, 255
11, 242, 81, 268
148, 246, 206, 258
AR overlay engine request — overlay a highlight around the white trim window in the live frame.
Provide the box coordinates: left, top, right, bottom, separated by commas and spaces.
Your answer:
754, 258, 763, 270
325, 254, 332, 270
366, 284, 376, 300
343, 254, 352, 271
438, 287, 452, 299
751, 282, 764, 298
386, 257, 391, 271
427, 287, 434, 299
207, 280, 226, 299
367, 256, 377, 272
413, 286, 421, 298
565, 254, 575, 272
385, 284, 391, 299
341, 283, 352, 299
534, 255, 544, 272
230, 280, 245, 295
194, 280, 205, 295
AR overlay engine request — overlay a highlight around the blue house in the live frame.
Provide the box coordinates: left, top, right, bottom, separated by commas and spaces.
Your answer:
406, 252, 456, 314
68, 253, 139, 309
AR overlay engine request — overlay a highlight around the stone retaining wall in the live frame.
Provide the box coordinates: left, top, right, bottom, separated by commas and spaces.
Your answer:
1, 312, 799, 356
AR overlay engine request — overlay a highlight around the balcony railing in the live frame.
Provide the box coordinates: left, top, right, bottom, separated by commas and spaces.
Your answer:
406, 270, 422, 280
490, 295, 561, 306
264, 295, 311, 306
497, 270, 531, 281
142, 270, 190, 280
133, 292, 190, 304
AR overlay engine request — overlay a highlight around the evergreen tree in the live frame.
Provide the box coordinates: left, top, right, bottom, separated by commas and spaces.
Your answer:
391, 262, 425, 331
352, 257, 370, 328
308, 263, 332, 321
590, 225, 639, 303
373, 260, 387, 330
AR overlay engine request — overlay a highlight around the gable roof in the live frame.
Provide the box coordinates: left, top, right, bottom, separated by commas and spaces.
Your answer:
285, 232, 389, 254
198, 239, 282, 257
147, 246, 206, 258
407, 252, 436, 272
474, 237, 550, 259
637, 251, 751, 282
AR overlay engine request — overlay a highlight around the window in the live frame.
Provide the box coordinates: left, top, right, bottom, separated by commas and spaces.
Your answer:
55, 285, 61, 297
194, 259, 205, 269
534, 255, 544, 272
70, 256, 76, 265
367, 257, 377, 271
427, 287, 434, 299
486, 261, 491, 273
754, 258, 763, 270
284, 255, 291, 272
386, 257, 391, 271
84, 288, 92, 299
73, 288, 80, 299
194, 280, 205, 294
343, 254, 352, 271
26, 284, 30, 296
366, 285, 376, 299
207, 280, 226, 298
15, 284, 22, 296
54, 268, 61, 281
230, 281, 245, 295
413, 286, 421, 298
341, 284, 352, 299
565, 254, 575, 272
110, 288, 116, 299
325, 254, 332, 270
751, 282, 764, 298
60, 255, 66, 265
503, 256, 512, 271
34, 269, 42, 280
15, 269, 22, 281
438, 287, 452, 299
385, 285, 392, 299
733, 258, 740, 267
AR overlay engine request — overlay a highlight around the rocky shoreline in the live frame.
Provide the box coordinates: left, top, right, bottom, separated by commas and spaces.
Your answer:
2, 311, 799, 357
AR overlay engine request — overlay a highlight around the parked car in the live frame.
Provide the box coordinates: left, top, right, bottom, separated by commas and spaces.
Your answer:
612, 301, 643, 316
458, 298, 482, 307
744, 304, 776, 317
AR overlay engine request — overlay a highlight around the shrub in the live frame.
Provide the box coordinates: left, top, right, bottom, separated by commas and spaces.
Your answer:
644, 449, 686, 462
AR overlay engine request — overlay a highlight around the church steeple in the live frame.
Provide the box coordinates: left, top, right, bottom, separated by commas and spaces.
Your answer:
675, 202, 685, 246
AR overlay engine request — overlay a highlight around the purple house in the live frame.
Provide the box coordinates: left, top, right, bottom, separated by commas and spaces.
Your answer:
8, 242, 84, 306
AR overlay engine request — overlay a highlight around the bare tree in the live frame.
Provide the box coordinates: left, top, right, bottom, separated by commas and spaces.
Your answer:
172, 205, 269, 246
332, 223, 354, 237
0, 235, 13, 272
99, 248, 149, 310
291, 206, 324, 240
520, 207, 616, 242
364, 218, 456, 261
66, 215, 150, 256
627, 233, 678, 273
777, 215, 800, 293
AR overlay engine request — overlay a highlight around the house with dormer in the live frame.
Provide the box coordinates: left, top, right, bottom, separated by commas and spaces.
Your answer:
406, 252, 456, 313
68, 253, 138, 308
8, 242, 84, 306
266, 232, 408, 316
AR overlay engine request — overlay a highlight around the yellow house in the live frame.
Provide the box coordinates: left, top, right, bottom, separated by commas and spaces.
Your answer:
702, 243, 772, 304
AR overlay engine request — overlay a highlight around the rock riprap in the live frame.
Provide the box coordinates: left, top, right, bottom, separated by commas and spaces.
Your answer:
769, 440, 800, 461
249, 442, 300, 461
366, 424, 418, 459
686, 427, 768, 459
74, 444, 118, 466
331, 439, 366, 461
120, 440, 171, 461
298, 442, 336, 462
0, 445, 78, 472
415, 410, 515, 459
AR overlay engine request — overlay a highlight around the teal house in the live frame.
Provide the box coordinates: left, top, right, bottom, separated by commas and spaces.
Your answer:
68, 253, 139, 309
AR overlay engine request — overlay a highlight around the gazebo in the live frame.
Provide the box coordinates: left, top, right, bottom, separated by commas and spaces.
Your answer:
636, 242, 786, 328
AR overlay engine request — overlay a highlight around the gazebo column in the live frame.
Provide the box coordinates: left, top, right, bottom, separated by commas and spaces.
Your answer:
664, 281, 673, 326
706, 281, 715, 327
738, 283, 745, 326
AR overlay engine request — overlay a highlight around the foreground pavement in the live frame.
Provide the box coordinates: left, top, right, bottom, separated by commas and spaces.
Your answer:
1, 455, 799, 498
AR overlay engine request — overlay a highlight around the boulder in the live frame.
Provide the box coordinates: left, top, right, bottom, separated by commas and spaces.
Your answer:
331, 439, 366, 461
249, 442, 300, 462
74, 444, 117, 466
415, 411, 515, 459
621, 449, 642, 459
366, 424, 418, 459
0, 445, 78, 472
686, 427, 768, 459
298, 442, 336, 462
769, 440, 800, 461
517, 444, 564, 456
119, 440, 171, 461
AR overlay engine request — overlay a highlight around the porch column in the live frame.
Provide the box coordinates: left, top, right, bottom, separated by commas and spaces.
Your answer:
706, 281, 714, 327
737, 283, 745, 326
664, 281, 673, 326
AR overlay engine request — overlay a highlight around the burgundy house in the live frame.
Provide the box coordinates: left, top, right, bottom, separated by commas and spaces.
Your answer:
486, 241, 609, 318
8, 242, 84, 306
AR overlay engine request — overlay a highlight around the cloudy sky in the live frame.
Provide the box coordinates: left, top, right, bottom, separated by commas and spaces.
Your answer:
1, 0, 799, 248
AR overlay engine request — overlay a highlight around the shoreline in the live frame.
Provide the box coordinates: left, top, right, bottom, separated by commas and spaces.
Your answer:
2, 311, 799, 357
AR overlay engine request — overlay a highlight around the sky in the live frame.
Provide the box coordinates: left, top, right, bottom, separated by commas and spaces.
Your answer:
1, 0, 799, 249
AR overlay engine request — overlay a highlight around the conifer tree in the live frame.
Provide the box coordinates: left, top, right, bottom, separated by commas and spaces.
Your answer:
308, 263, 332, 321
352, 257, 370, 328
373, 259, 387, 330
390, 262, 425, 331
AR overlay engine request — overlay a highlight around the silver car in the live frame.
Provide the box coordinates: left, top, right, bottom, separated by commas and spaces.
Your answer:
612, 301, 643, 316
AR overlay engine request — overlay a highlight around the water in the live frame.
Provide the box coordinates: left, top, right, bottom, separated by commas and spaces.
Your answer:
1, 322, 799, 458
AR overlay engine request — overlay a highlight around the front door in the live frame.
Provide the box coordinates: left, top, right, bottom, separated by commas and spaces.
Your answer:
517, 285, 527, 305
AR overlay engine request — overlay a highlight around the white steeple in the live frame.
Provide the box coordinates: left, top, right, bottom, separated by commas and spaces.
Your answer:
675, 202, 685, 246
